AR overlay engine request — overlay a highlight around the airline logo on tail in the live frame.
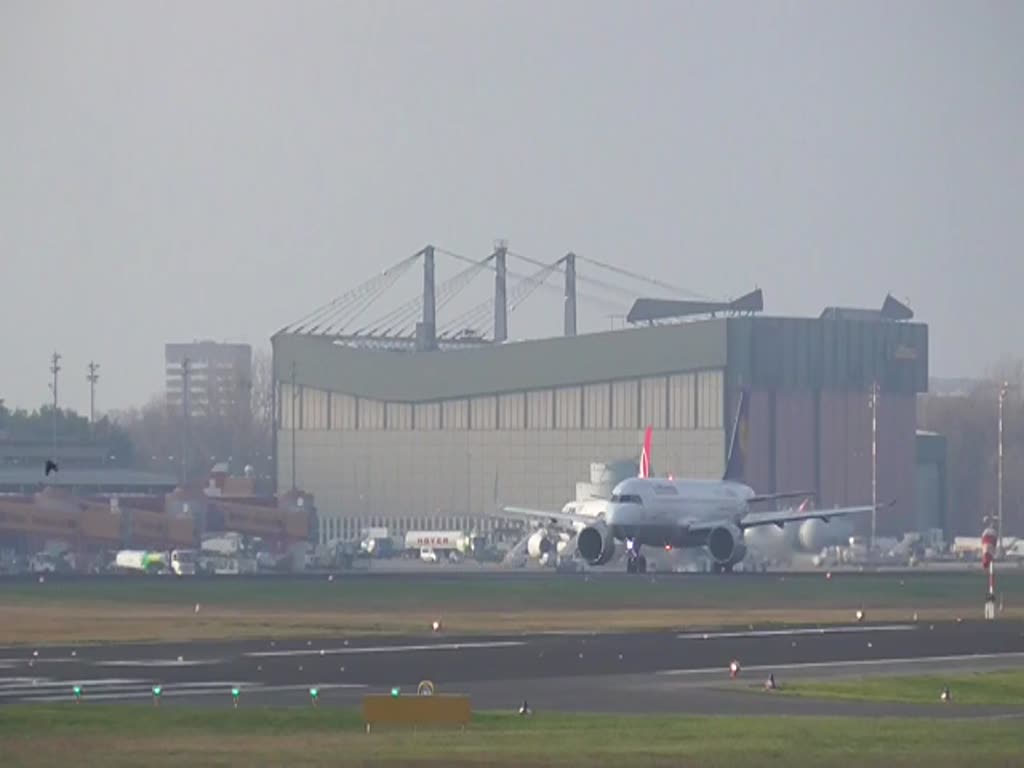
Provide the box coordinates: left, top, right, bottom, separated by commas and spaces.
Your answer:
639, 425, 653, 478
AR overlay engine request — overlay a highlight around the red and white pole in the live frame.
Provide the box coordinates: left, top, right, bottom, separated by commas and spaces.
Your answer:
983, 527, 997, 619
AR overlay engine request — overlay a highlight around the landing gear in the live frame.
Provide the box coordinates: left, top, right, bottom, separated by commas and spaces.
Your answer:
626, 542, 647, 574
711, 563, 734, 574
626, 555, 647, 574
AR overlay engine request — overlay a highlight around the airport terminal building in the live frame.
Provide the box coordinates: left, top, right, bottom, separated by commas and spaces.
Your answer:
271, 250, 928, 546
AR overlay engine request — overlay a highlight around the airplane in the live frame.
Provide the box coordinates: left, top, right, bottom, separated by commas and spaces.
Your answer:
502, 390, 887, 574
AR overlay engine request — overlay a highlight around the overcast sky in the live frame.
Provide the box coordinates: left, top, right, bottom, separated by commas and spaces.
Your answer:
1, 0, 1021, 414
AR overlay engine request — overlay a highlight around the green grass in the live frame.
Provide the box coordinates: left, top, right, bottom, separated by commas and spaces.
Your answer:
782, 668, 1024, 706
0, 706, 1018, 767
2, 571, 1016, 611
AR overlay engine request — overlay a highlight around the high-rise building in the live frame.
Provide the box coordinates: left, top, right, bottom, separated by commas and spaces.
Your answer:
165, 341, 252, 419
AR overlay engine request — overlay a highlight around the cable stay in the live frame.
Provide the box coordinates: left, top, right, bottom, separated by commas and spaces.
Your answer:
307, 256, 419, 335
439, 260, 562, 339
357, 252, 494, 337
281, 250, 422, 334
575, 253, 718, 301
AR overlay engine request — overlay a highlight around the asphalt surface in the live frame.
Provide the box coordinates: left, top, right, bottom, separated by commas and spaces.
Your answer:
3, 620, 1024, 716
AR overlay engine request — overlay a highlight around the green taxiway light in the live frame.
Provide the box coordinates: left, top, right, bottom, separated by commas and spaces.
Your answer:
152, 686, 162, 697
72, 686, 82, 698
390, 687, 400, 698
231, 687, 240, 698
309, 688, 319, 697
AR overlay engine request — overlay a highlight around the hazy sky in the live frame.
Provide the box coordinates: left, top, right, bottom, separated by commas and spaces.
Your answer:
2, 0, 1021, 414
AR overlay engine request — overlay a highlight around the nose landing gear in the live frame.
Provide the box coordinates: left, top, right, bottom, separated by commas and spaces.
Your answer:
625, 540, 647, 574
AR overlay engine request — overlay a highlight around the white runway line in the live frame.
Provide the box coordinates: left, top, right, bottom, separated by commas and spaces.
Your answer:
16, 682, 367, 704
658, 651, 1024, 676
0, 677, 145, 691
245, 640, 526, 658
677, 625, 917, 640
96, 659, 222, 667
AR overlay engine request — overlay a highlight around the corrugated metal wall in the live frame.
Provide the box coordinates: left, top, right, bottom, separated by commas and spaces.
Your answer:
774, 391, 817, 501
744, 390, 774, 493
728, 317, 928, 394
726, 316, 927, 537
280, 370, 728, 541
741, 388, 918, 536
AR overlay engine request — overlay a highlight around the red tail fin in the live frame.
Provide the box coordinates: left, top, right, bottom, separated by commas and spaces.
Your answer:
639, 426, 653, 478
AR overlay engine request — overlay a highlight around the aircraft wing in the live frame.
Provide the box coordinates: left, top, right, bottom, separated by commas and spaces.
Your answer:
684, 502, 889, 534
747, 490, 816, 505
736, 502, 890, 531
501, 506, 597, 528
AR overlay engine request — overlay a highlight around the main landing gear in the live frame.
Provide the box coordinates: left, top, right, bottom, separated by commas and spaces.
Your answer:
625, 541, 647, 574
711, 562, 734, 574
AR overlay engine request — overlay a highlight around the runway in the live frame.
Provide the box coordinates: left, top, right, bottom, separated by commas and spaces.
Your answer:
2, 619, 1024, 716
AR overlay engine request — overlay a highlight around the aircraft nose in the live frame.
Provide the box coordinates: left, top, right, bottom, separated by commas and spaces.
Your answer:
606, 503, 634, 527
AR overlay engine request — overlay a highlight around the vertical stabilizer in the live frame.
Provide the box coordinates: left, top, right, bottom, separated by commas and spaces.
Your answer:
639, 426, 653, 478
723, 390, 749, 482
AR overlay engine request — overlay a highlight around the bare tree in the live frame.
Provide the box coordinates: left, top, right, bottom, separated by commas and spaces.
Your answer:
110, 350, 275, 486
250, 347, 274, 468
919, 364, 1024, 536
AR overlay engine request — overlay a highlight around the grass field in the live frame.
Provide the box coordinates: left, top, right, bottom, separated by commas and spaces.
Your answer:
2, 571, 1018, 645
0, 706, 1017, 767
782, 668, 1024, 706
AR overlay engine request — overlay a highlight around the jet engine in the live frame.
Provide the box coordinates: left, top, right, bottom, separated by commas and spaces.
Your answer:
707, 524, 747, 566
527, 530, 554, 559
577, 522, 616, 565
797, 518, 853, 552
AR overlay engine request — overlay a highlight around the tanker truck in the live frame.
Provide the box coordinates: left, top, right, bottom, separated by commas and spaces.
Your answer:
114, 549, 196, 576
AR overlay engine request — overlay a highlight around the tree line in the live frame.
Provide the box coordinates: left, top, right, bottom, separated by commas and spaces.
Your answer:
1, 350, 274, 482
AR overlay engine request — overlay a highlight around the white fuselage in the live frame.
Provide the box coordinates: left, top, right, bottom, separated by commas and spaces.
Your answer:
569, 477, 756, 549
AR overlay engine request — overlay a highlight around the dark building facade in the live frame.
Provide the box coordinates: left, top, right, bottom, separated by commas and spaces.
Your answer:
725, 316, 928, 535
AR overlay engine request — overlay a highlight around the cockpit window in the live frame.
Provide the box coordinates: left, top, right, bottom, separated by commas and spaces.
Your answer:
611, 493, 643, 504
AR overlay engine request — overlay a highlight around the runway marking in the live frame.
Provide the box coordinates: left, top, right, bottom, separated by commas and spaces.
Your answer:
96, 659, 222, 667
245, 640, 526, 658
0, 677, 143, 690
12, 683, 367, 703
677, 625, 917, 640
658, 651, 1024, 676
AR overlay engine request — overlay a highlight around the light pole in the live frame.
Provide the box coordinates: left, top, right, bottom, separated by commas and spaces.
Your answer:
466, 451, 472, 518
181, 357, 191, 487
86, 362, 100, 434
49, 352, 61, 461
870, 380, 879, 554
998, 381, 1008, 552
290, 361, 297, 491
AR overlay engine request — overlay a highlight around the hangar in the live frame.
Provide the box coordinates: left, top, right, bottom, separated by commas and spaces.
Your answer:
271, 246, 928, 546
